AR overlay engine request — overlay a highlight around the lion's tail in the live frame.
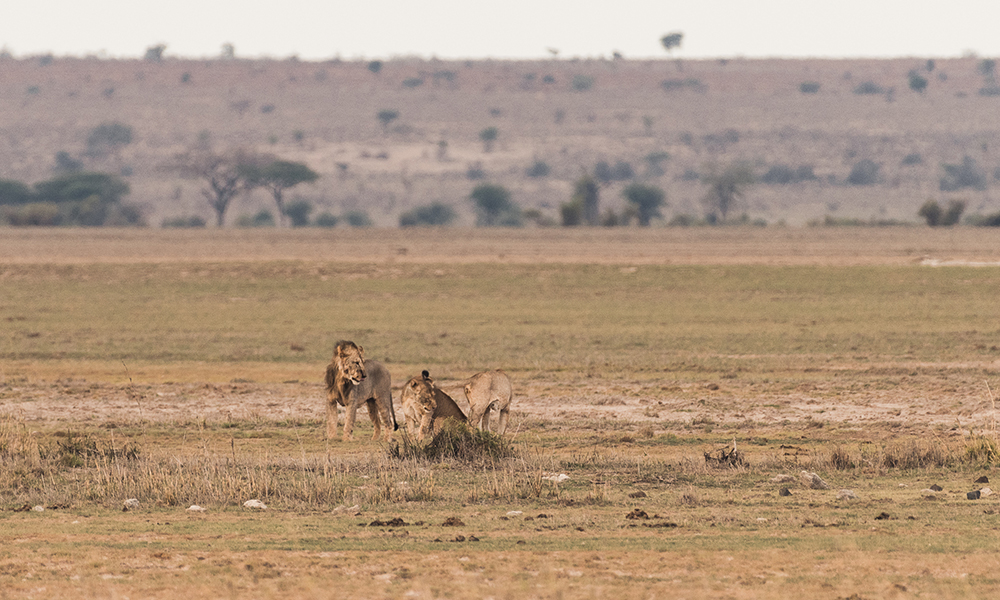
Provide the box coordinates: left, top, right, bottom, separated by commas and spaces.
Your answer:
390, 391, 399, 431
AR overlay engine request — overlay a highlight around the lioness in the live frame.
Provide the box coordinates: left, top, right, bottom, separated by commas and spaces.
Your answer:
463, 369, 513, 435
324, 341, 398, 441
400, 370, 467, 440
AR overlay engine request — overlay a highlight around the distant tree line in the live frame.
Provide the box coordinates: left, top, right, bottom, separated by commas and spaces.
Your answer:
0, 171, 142, 226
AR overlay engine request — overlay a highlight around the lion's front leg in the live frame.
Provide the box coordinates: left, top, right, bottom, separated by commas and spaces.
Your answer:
342, 401, 358, 441
418, 410, 435, 441
467, 405, 487, 432
326, 399, 339, 440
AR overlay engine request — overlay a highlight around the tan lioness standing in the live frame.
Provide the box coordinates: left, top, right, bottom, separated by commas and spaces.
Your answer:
324, 341, 397, 441
463, 369, 513, 435
400, 370, 467, 440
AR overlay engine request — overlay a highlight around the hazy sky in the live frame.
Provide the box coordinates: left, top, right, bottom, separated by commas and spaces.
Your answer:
4, 1, 1000, 61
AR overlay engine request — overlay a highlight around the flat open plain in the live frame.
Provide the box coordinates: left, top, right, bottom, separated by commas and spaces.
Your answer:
2, 227, 1000, 599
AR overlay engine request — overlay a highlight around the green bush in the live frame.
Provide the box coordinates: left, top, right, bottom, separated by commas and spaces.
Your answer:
594, 160, 634, 184
162, 215, 207, 228
922, 199, 967, 227
0, 179, 34, 205
399, 202, 456, 227
571, 75, 594, 91
623, 183, 666, 226
853, 81, 884, 95
236, 210, 276, 228
54, 151, 84, 173
525, 160, 551, 178
560, 200, 583, 226
343, 210, 373, 228
1, 202, 61, 226
283, 199, 313, 227
918, 199, 942, 226
376, 109, 399, 130
661, 78, 704, 92
470, 184, 520, 227
314, 212, 339, 228
86, 122, 133, 157
908, 70, 928, 93
34, 172, 129, 205
970, 211, 1000, 227
479, 127, 499, 152
799, 81, 821, 94
940, 156, 986, 191
847, 160, 880, 185
761, 164, 816, 184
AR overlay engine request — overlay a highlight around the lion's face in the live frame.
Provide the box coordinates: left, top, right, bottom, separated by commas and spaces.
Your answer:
336, 342, 367, 384
403, 372, 438, 416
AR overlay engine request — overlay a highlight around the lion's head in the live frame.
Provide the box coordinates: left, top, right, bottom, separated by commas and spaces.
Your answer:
334, 340, 367, 384
403, 370, 438, 416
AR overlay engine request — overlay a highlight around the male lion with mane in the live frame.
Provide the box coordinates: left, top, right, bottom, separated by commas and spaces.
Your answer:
463, 370, 513, 435
324, 341, 397, 441
401, 370, 467, 440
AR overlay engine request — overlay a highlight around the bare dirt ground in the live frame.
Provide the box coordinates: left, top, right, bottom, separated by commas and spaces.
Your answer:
4, 227, 999, 436
3, 226, 1000, 266
6, 365, 999, 439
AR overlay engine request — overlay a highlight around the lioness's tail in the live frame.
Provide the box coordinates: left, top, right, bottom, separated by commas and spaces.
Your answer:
390, 391, 399, 431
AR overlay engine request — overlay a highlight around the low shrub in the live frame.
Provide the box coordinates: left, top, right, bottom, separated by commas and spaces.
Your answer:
1, 202, 61, 226
313, 212, 339, 228
389, 420, 515, 464
343, 210, 373, 228
162, 215, 207, 228
399, 202, 456, 227
853, 81, 884, 95
847, 159, 880, 185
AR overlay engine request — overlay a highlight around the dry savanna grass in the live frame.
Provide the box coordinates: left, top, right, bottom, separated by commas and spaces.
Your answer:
2, 228, 1000, 598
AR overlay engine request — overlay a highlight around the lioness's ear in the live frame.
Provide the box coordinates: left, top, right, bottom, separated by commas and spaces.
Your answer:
357, 345, 365, 356
422, 370, 430, 380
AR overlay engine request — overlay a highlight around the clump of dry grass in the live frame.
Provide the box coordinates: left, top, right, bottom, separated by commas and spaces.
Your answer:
822, 440, 956, 472
0, 414, 450, 509
963, 435, 1000, 467
388, 420, 516, 464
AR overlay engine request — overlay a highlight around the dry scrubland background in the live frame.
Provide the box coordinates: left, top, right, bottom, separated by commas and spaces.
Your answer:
4, 55, 1000, 226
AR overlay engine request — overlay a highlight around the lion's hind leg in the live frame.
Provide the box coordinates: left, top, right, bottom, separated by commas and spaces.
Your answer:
496, 407, 510, 435
480, 405, 492, 433
366, 399, 382, 440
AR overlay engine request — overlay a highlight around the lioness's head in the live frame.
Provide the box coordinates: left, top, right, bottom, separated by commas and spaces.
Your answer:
334, 340, 367, 384
403, 370, 438, 414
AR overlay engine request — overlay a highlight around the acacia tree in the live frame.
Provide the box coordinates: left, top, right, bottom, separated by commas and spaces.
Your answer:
660, 32, 684, 70
377, 109, 399, 132
660, 32, 683, 54
86, 121, 133, 159
479, 127, 499, 152
240, 160, 319, 227
470, 183, 520, 226
561, 175, 600, 226
623, 183, 666, 226
701, 163, 754, 222
175, 149, 258, 227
